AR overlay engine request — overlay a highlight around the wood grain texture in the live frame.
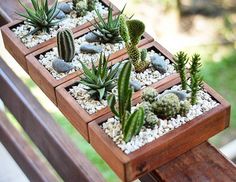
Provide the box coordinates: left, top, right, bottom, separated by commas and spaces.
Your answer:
56, 41, 179, 141
88, 78, 231, 182
0, 0, 121, 72
0, 111, 58, 182
142, 142, 236, 182
0, 58, 104, 182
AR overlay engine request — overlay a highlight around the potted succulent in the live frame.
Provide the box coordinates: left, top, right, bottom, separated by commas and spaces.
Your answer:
25, 7, 153, 104
55, 17, 179, 139
1, 0, 120, 71
88, 54, 230, 181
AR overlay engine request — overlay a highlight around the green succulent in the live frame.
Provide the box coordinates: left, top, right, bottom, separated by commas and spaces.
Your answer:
144, 111, 160, 129
173, 51, 189, 90
141, 87, 158, 103
108, 61, 145, 143
179, 100, 191, 116
72, 0, 88, 17
91, 4, 126, 43
87, 0, 97, 11
119, 15, 150, 72
190, 54, 204, 105
17, 0, 59, 36
79, 53, 120, 101
152, 93, 181, 119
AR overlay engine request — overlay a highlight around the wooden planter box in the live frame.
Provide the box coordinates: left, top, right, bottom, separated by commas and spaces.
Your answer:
25, 26, 153, 105
1, 0, 120, 72
88, 78, 231, 182
55, 41, 179, 141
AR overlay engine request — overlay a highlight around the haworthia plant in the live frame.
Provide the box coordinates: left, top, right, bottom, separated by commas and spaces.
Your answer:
108, 61, 145, 142
57, 28, 75, 62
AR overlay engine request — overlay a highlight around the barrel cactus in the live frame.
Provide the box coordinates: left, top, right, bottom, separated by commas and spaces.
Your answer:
179, 100, 191, 116
152, 93, 181, 119
119, 15, 150, 72
141, 87, 158, 103
144, 111, 160, 129
57, 28, 75, 62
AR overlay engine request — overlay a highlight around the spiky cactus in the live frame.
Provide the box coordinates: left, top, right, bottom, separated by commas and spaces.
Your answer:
174, 51, 189, 90
119, 15, 150, 72
179, 100, 191, 116
87, 0, 97, 11
141, 87, 158, 103
152, 93, 181, 119
108, 61, 144, 142
57, 28, 75, 62
189, 54, 203, 105
145, 112, 159, 129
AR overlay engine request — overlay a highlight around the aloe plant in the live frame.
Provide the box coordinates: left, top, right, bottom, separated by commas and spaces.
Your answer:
108, 61, 144, 142
90, 4, 126, 43
79, 53, 120, 101
17, 0, 59, 36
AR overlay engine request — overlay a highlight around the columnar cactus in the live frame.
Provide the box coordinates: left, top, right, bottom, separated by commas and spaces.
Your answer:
152, 93, 181, 119
57, 28, 75, 62
108, 61, 145, 142
119, 15, 150, 72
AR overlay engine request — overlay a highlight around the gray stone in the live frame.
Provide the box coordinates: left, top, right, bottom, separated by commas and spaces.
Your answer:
56, 10, 66, 19
130, 80, 142, 92
85, 32, 100, 43
80, 44, 102, 54
58, 2, 72, 14
52, 59, 74, 73
151, 54, 167, 74
163, 90, 187, 101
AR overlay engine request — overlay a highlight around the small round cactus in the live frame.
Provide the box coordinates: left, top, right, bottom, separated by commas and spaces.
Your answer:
141, 87, 158, 103
179, 100, 191, 116
141, 101, 153, 113
152, 93, 181, 119
144, 111, 159, 129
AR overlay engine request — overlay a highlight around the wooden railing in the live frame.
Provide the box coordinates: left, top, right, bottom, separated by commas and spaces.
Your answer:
0, 1, 236, 181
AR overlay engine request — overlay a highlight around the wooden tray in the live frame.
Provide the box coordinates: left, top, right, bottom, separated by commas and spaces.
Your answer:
88, 78, 231, 182
55, 41, 179, 141
1, 0, 120, 72
25, 27, 153, 105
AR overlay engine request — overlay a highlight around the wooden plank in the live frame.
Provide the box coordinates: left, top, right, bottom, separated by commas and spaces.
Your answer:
143, 142, 236, 182
0, 58, 104, 182
0, 111, 58, 182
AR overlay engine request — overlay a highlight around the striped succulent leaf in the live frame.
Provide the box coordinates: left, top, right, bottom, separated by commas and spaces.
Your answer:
57, 28, 75, 62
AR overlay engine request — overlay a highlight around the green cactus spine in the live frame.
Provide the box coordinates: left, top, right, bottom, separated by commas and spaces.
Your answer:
179, 100, 191, 116
108, 61, 145, 142
152, 93, 181, 119
57, 28, 75, 62
141, 87, 158, 103
87, 0, 97, 11
119, 15, 150, 72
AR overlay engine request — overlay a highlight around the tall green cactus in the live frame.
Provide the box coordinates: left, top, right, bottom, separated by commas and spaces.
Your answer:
119, 15, 150, 72
57, 28, 75, 62
108, 61, 145, 142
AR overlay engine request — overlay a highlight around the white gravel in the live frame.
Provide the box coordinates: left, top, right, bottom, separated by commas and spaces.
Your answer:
12, 1, 108, 48
69, 50, 175, 114
101, 85, 220, 154
38, 31, 125, 79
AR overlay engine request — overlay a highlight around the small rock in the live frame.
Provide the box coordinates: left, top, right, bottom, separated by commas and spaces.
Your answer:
85, 32, 100, 43
52, 59, 74, 73
130, 80, 142, 91
164, 90, 187, 101
56, 10, 66, 19
58, 2, 72, 14
151, 54, 167, 74
80, 44, 102, 54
